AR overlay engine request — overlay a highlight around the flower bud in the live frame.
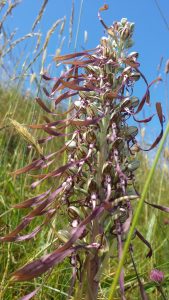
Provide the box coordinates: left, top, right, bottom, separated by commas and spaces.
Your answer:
83, 130, 96, 144
125, 126, 138, 138
87, 178, 98, 193
57, 230, 70, 243
120, 97, 131, 110
68, 165, 78, 175
129, 96, 139, 108
68, 206, 84, 219
66, 140, 77, 150
123, 66, 132, 75
121, 18, 128, 26
130, 144, 140, 154
101, 37, 108, 47
113, 21, 119, 31
129, 72, 140, 81
74, 100, 81, 108
130, 22, 135, 31
76, 144, 88, 159
127, 51, 139, 60
127, 160, 140, 171
121, 27, 130, 40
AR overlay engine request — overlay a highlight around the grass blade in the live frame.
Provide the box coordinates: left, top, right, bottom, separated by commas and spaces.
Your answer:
32, 0, 48, 31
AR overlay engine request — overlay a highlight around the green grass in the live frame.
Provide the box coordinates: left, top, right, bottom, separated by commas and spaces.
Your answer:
0, 87, 70, 300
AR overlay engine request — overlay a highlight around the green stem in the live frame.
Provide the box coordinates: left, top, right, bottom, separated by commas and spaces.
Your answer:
157, 284, 167, 300
74, 0, 83, 51
80, 114, 109, 300
108, 122, 169, 300
63, 97, 72, 165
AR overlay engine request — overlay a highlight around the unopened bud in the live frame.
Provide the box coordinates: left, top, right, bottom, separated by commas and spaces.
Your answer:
123, 66, 132, 75
121, 18, 128, 26
127, 51, 139, 60
129, 72, 140, 81
127, 160, 140, 171
129, 96, 139, 108
66, 140, 77, 150
121, 27, 130, 40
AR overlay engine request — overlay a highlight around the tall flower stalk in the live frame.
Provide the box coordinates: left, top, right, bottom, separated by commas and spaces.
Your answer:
1, 8, 165, 300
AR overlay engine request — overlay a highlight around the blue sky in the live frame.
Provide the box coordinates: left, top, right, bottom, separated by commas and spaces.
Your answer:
1, 0, 169, 144
4, 0, 169, 75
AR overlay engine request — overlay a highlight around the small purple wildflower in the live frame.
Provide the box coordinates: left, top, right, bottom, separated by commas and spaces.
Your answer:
150, 269, 164, 283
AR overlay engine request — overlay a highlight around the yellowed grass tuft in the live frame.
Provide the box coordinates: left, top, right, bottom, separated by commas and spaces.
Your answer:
10, 119, 43, 156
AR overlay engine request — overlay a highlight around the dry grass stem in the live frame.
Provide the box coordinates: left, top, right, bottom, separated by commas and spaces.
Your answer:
32, 0, 49, 31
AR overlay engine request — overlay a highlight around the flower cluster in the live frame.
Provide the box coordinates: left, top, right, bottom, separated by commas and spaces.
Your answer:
1, 10, 164, 300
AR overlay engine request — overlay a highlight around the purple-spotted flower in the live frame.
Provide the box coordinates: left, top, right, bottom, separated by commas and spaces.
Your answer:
0, 5, 166, 300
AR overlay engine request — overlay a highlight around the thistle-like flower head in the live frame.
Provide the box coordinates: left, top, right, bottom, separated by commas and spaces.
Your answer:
150, 269, 164, 283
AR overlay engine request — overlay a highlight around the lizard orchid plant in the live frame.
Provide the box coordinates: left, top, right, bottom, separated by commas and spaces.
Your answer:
1, 7, 166, 300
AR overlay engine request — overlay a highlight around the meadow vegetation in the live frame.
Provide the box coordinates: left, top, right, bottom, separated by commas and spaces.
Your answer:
0, 1, 169, 299
0, 88, 169, 300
